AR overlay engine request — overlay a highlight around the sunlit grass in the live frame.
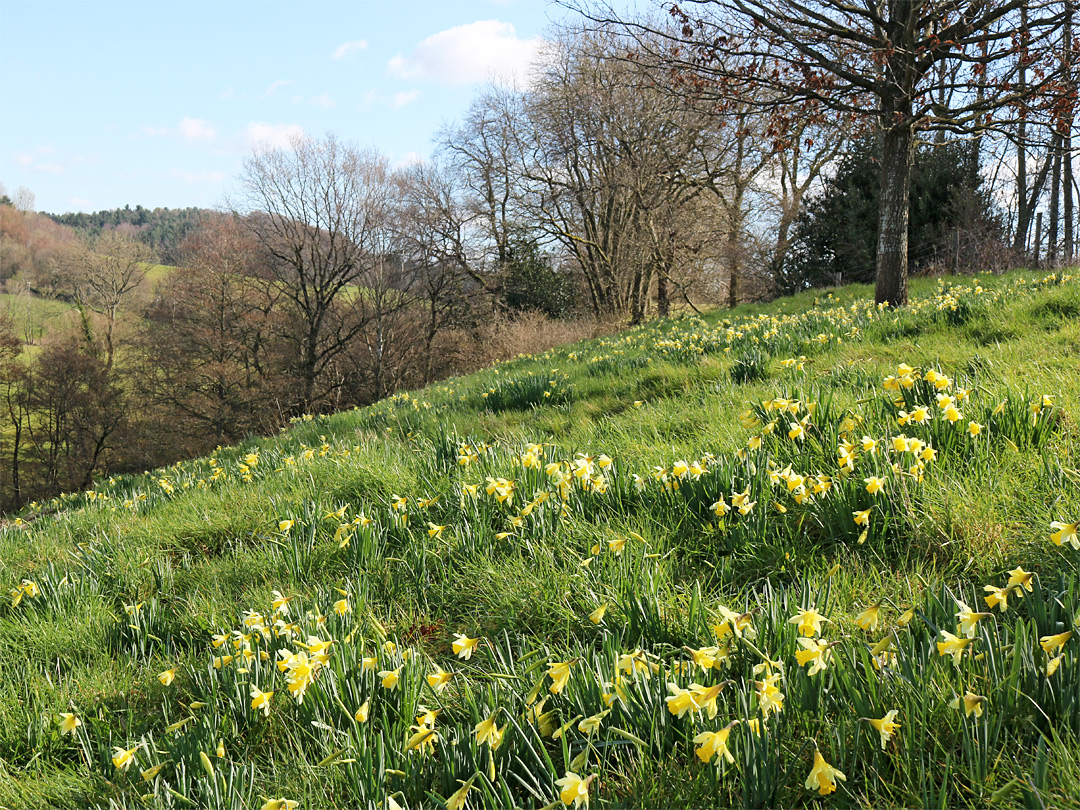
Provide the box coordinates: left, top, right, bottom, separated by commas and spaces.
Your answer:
1, 269, 1079, 809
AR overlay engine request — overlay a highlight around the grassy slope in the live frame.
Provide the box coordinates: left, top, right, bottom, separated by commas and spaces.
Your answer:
1, 271, 1079, 810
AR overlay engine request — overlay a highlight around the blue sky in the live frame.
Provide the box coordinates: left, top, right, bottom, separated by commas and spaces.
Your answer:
0, 0, 582, 214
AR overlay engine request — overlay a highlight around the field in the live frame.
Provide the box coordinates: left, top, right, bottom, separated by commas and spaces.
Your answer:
1, 271, 1079, 809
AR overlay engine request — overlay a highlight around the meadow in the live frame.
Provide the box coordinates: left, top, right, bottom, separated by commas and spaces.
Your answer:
1, 271, 1079, 809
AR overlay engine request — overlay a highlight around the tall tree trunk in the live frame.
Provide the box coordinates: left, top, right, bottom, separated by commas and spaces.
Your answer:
875, 121, 912, 306
1049, 132, 1062, 265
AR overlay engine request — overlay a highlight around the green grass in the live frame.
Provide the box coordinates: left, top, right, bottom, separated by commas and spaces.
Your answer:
2, 270, 1079, 809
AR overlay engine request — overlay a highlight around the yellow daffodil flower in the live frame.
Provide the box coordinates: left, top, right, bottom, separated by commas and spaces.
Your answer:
805, 749, 846, 796
1040, 630, 1073, 655
936, 631, 973, 664
452, 633, 481, 660
379, 666, 403, 690
855, 603, 882, 632
789, 607, 829, 637
1051, 521, 1079, 550
983, 585, 1009, 612
446, 776, 477, 810
1007, 567, 1035, 595
796, 638, 832, 675
955, 601, 991, 638
555, 771, 596, 808
427, 668, 453, 692
250, 685, 274, 717
950, 691, 985, 717
112, 743, 142, 772
866, 710, 900, 750
60, 712, 81, 736
694, 721, 739, 765
354, 700, 370, 723
547, 659, 574, 694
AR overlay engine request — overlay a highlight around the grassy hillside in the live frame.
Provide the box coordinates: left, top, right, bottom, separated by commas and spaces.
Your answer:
2, 271, 1079, 810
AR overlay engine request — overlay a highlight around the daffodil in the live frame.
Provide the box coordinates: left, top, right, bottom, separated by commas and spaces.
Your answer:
261, 799, 299, 810
690, 681, 731, 719
855, 603, 882, 632
354, 700, 370, 723
983, 585, 1009, 612
578, 709, 610, 736
475, 710, 504, 748
405, 725, 438, 755
795, 638, 832, 675
446, 776, 477, 810
755, 672, 785, 717
955, 601, 991, 638
112, 743, 142, 772
59, 712, 81, 735
1040, 630, 1073, 655
250, 685, 274, 716
140, 762, 166, 782
853, 508, 871, 526
452, 633, 481, 660
950, 691, 985, 717
616, 649, 658, 679
865, 476, 886, 495
1051, 521, 1079, 549
665, 682, 699, 718
866, 710, 900, 750
1007, 567, 1034, 595
936, 630, 974, 664
379, 666, 402, 690
788, 607, 829, 637
555, 771, 596, 808
427, 667, 453, 692
804, 749, 846, 796
547, 660, 574, 694
694, 722, 739, 765
588, 603, 608, 624
158, 667, 177, 686
684, 645, 727, 671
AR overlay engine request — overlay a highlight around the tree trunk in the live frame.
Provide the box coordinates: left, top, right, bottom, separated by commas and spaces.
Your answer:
1050, 132, 1062, 266
875, 121, 912, 306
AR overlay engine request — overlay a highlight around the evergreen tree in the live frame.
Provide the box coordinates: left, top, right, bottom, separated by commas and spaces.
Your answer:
781, 138, 1003, 292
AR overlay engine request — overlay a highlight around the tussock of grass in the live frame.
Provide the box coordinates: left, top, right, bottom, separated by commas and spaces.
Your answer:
2, 270, 1079, 809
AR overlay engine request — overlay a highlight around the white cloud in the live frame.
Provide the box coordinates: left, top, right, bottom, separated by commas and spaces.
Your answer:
332, 39, 368, 60
310, 93, 336, 109
220, 86, 235, 99
178, 117, 217, 142
69, 197, 92, 209
245, 122, 307, 151
387, 20, 543, 86
168, 169, 226, 184
143, 125, 169, 137
264, 79, 297, 96
33, 163, 64, 174
15, 152, 33, 166
392, 90, 420, 109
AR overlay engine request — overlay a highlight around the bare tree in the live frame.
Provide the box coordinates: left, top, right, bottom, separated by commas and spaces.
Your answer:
235, 133, 395, 413
65, 230, 155, 368
586, 0, 1067, 305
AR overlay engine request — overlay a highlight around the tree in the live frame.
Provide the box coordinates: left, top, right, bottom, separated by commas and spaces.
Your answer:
235, 134, 395, 413
592, 0, 1067, 305
136, 216, 282, 448
783, 137, 1003, 290
64, 230, 155, 367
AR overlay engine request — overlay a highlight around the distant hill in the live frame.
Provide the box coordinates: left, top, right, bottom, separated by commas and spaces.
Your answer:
45, 205, 223, 264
